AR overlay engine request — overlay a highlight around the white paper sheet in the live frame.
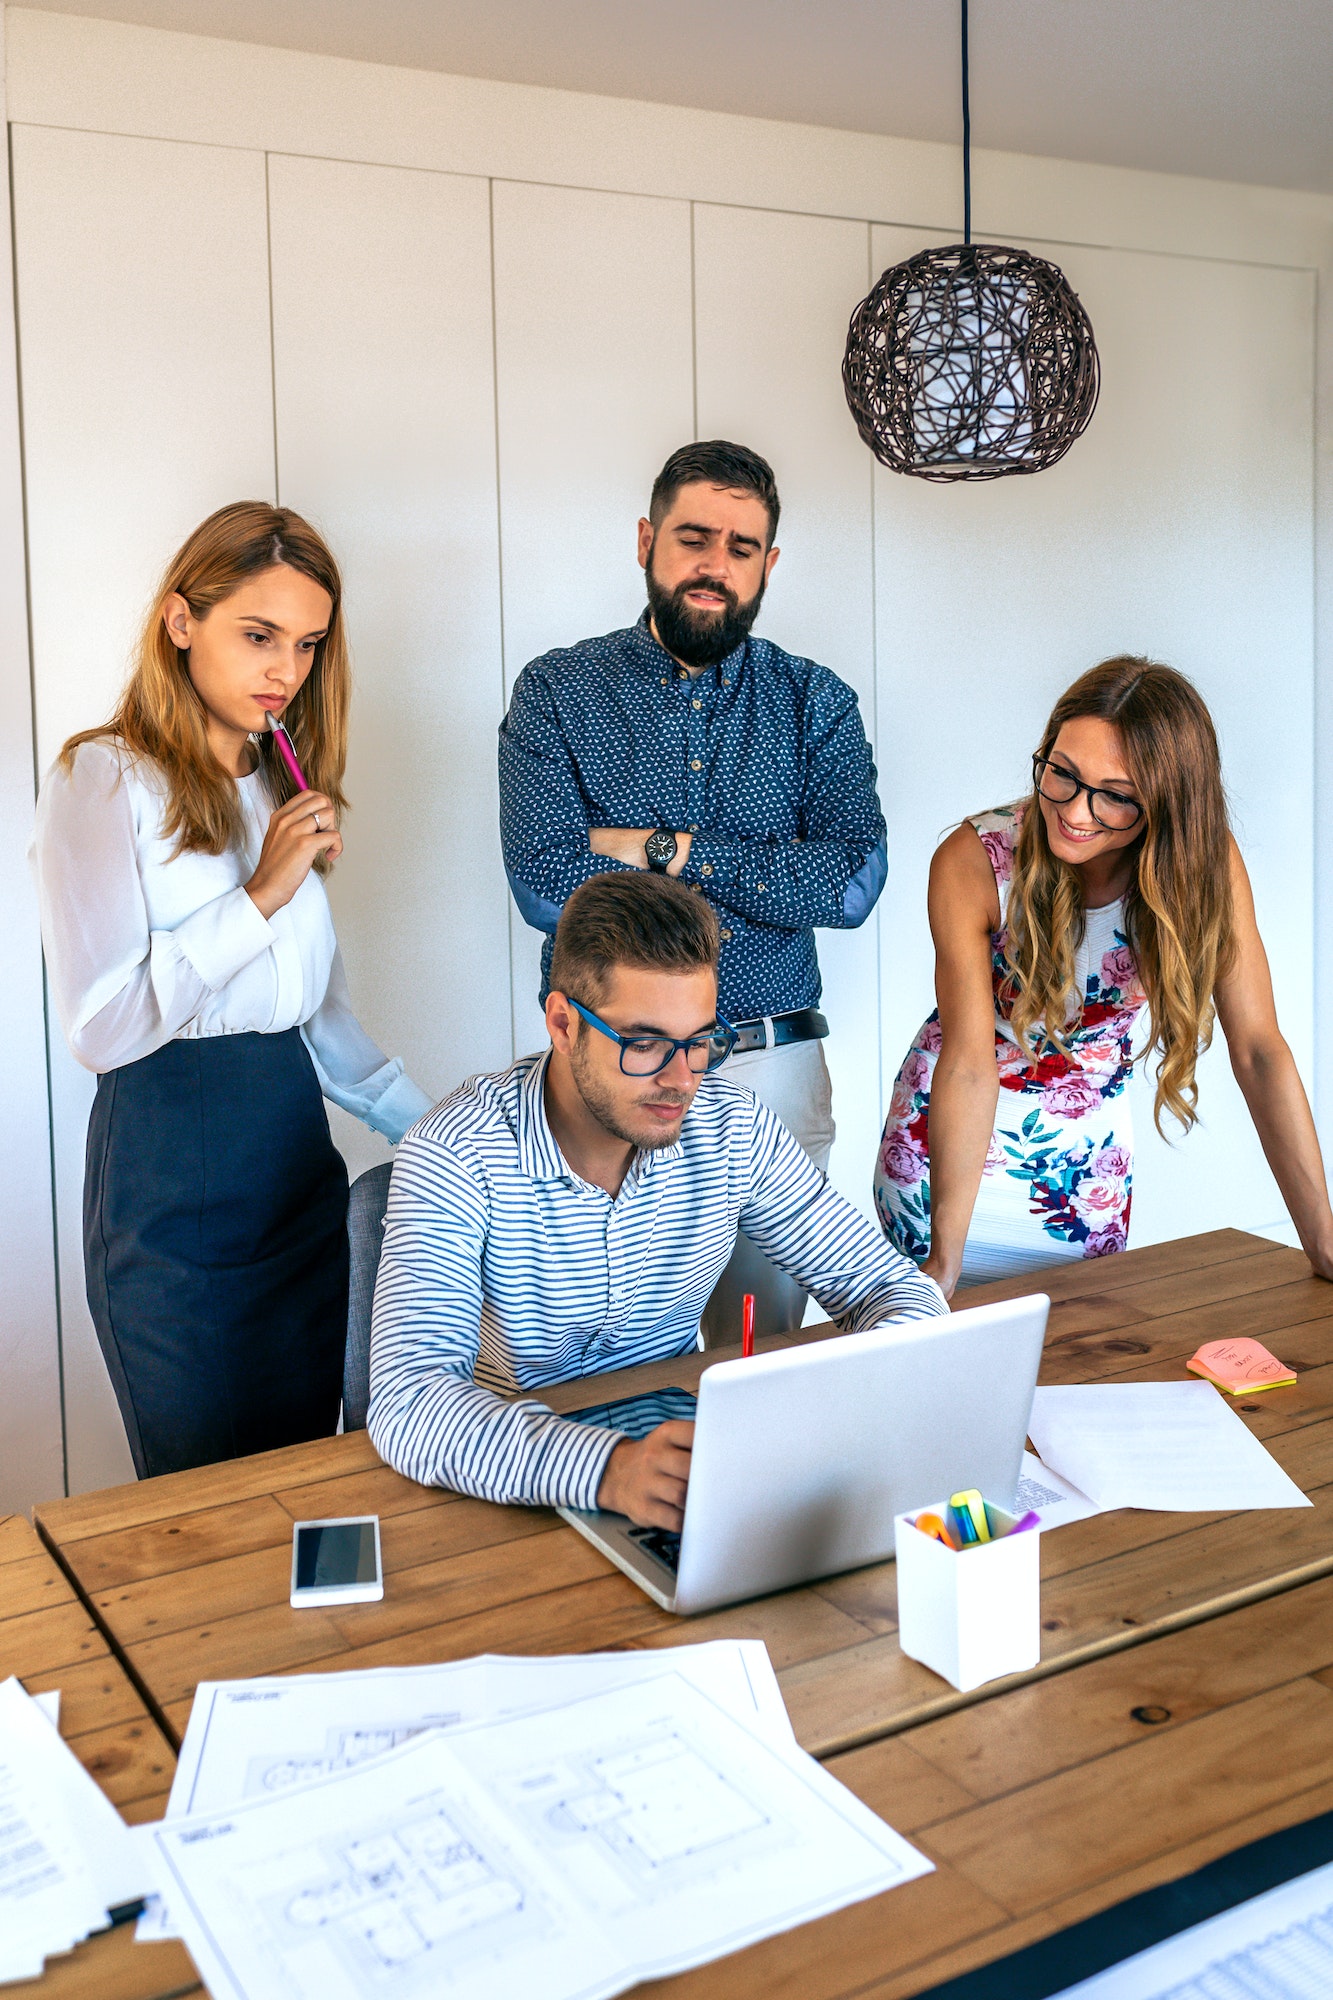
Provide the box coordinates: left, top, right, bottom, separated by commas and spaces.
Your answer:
140, 1641, 794, 1941
1015, 1451, 1102, 1528
0, 1677, 153, 1984
30, 1691, 60, 1729
1051, 1855, 1333, 1997
170, 1643, 792, 1818
147, 1672, 931, 2000
1027, 1382, 1311, 1511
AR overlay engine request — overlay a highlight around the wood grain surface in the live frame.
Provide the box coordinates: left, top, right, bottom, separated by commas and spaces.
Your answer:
0, 1516, 198, 2000
34, 1230, 1333, 1761
20, 1227, 1333, 1998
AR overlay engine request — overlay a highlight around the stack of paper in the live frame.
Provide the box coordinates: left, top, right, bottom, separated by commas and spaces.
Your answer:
0, 1675, 154, 1982
1028, 1382, 1311, 1511
140, 1640, 796, 1939
143, 1665, 932, 2000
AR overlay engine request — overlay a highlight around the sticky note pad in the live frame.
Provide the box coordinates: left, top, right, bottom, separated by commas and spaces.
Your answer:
1187, 1338, 1297, 1395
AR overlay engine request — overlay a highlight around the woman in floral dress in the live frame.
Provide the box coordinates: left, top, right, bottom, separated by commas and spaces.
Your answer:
876, 657, 1333, 1295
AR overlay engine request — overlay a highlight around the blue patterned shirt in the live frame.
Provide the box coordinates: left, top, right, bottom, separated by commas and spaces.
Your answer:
367, 1053, 947, 1508
497, 615, 887, 1019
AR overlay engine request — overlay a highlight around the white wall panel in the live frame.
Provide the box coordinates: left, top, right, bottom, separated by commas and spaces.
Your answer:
0, 18, 61, 1513
692, 204, 881, 1217
3, 16, 1329, 1507
871, 223, 1315, 1252
12, 124, 275, 1490
492, 181, 694, 1051
267, 154, 508, 1183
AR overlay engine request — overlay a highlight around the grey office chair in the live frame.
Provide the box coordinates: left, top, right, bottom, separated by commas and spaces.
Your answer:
343, 1161, 393, 1431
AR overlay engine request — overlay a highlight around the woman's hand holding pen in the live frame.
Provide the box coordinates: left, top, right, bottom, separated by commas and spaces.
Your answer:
597, 1420, 694, 1529
245, 791, 342, 919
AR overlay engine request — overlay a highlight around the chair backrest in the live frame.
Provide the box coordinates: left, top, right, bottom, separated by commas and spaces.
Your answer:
343, 1161, 394, 1431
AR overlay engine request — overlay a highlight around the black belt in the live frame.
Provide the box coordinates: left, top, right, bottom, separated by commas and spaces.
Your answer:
728, 1008, 829, 1054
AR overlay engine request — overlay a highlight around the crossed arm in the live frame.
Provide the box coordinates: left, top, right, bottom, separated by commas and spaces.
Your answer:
498, 665, 887, 935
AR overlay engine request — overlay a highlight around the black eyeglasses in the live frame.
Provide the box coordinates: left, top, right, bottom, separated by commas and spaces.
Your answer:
1033, 755, 1144, 833
568, 998, 737, 1076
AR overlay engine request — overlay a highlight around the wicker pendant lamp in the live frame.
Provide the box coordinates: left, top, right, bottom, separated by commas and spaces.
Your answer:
843, 0, 1099, 480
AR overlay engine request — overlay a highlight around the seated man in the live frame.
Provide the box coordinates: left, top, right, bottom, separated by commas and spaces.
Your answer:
368, 875, 946, 1529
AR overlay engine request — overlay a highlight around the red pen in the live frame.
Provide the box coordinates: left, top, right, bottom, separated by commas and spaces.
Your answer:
265, 709, 309, 792
741, 1292, 755, 1358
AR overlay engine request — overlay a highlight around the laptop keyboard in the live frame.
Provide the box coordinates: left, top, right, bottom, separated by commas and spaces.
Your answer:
628, 1525, 682, 1573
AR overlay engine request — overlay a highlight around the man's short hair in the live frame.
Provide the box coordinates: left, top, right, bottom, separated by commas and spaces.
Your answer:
649, 440, 780, 544
549, 874, 720, 1008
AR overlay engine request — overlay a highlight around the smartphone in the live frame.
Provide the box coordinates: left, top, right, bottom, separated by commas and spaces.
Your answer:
289, 1515, 384, 1608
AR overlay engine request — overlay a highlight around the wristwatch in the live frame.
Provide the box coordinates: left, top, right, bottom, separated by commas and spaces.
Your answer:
644, 828, 678, 873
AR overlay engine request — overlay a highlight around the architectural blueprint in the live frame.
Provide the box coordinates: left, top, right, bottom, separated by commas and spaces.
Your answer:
140, 1642, 794, 1942
147, 1671, 932, 2000
169, 1641, 793, 1815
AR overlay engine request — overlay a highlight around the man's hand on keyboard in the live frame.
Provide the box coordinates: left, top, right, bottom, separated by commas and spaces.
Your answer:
596, 1419, 694, 1529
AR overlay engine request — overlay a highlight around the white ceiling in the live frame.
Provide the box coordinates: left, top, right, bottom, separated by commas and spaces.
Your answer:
23, 1, 1333, 196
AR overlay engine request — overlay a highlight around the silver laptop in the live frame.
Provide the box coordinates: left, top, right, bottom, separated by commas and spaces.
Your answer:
556, 1293, 1049, 1615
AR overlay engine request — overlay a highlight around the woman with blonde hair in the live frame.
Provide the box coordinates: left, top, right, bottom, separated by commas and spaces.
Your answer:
32, 502, 431, 1475
875, 657, 1333, 1294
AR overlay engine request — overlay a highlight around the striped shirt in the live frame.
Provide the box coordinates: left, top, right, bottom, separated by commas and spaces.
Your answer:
368, 1052, 947, 1509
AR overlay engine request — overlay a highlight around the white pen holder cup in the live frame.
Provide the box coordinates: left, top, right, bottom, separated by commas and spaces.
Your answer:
893, 1503, 1041, 1693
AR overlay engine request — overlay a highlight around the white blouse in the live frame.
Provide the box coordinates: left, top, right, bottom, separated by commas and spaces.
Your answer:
31, 739, 432, 1144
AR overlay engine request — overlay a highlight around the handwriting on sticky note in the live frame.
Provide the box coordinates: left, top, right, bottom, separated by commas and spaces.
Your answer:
1187, 1338, 1297, 1395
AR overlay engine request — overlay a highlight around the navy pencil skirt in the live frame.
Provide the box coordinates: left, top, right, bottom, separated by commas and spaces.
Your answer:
84, 1028, 350, 1479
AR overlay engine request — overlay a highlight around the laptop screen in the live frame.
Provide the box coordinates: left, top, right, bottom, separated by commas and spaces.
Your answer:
561, 1386, 698, 1440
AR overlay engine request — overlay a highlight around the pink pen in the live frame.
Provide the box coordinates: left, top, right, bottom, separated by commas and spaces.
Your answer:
1007, 1511, 1042, 1534
265, 709, 308, 792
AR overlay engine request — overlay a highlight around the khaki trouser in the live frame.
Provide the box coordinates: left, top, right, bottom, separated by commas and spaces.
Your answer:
699, 1037, 836, 1347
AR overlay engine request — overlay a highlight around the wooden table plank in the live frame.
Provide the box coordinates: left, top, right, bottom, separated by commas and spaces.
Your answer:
0, 1518, 197, 2000
0, 1927, 201, 2000
643, 1570, 1333, 1999
20, 1230, 1333, 1999
34, 1230, 1333, 1766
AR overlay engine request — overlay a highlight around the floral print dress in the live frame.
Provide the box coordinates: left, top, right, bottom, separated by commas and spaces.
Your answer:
875, 804, 1149, 1284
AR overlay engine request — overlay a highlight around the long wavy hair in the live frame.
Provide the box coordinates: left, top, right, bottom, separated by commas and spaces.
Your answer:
1003, 657, 1233, 1135
60, 502, 350, 868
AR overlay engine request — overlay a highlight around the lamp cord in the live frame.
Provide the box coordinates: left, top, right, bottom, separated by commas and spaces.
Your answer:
961, 0, 972, 245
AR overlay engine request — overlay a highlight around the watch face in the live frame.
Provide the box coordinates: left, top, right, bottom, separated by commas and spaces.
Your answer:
645, 828, 677, 871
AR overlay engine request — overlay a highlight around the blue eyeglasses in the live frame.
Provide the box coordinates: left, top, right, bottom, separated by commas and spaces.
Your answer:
567, 998, 737, 1076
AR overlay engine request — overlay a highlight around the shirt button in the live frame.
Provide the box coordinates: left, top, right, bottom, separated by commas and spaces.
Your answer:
678, 668, 688, 679
689, 824, 699, 833
692, 698, 702, 710
660, 676, 668, 687
756, 881, 766, 892
690, 757, 702, 771
720, 927, 733, 941
701, 862, 713, 877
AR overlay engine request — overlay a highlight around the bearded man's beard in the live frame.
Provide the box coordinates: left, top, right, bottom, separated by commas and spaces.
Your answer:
645, 551, 765, 668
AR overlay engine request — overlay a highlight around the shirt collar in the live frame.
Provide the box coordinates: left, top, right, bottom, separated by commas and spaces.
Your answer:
515, 1048, 685, 1183
516, 1051, 567, 1181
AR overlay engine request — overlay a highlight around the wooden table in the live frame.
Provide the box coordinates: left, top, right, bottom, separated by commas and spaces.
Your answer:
0, 1515, 197, 1999
26, 1226, 1333, 1996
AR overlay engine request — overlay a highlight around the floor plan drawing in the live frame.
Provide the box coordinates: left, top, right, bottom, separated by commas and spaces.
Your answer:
245, 1719, 461, 1799
257, 1802, 550, 1990
509, 1726, 779, 1896
151, 1672, 930, 2000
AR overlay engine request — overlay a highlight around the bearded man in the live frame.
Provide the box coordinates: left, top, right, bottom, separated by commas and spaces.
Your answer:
497, 441, 888, 1343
